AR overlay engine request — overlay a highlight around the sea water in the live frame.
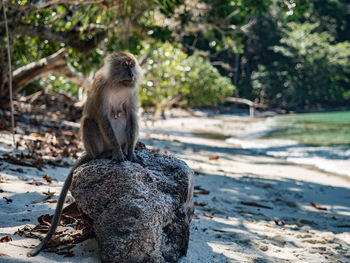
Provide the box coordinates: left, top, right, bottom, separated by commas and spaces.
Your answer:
226, 111, 350, 177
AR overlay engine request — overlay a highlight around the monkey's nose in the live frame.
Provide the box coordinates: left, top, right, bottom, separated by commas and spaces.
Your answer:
129, 71, 135, 80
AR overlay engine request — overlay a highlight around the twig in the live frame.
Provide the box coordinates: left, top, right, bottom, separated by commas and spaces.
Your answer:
240, 201, 272, 209
2, 0, 16, 146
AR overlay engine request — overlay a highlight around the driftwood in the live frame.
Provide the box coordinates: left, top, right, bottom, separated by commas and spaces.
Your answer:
225, 97, 267, 117
71, 143, 194, 263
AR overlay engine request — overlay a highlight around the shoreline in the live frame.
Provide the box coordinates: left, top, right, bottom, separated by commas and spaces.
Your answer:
0, 113, 350, 262
142, 114, 350, 262
227, 139, 350, 183
222, 111, 350, 179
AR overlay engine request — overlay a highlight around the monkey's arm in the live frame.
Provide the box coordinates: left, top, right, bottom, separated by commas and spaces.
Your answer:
100, 115, 125, 163
27, 154, 91, 257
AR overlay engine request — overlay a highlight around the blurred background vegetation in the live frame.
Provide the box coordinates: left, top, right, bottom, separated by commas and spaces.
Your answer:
1, 0, 349, 112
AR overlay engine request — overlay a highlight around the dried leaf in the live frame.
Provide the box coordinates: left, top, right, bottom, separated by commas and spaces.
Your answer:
3, 197, 12, 204
9, 168, 24, 173
62, 251, 74, 257
29, 133, 45, 139
43, 174, 54, 183
311, 202, 327, 211
274, 220, 285, 226
38, 214, 53, 226
62, 202, 80, 217
28, 180, 44, 186
0, 236, 12, 242
0, 125, 11, 131
15, 202, 93, 255
15, 225, 42, 239
209, 156, 219, 161
45, 199, 58, 203
47, 160, 61, 167
204, 213, 215, 218
194, 170, 204, 176
194, 190, 210, 195
48, 236, 62, 247
1, 154, 43, 170
43, 190, 55, 199
32, 225, 49, 233
194, 202, 207, 207
240, 201, 272, 209
0, 253, 9, 257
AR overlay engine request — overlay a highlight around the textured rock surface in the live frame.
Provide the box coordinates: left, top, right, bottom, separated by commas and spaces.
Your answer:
71, 143, 194, 263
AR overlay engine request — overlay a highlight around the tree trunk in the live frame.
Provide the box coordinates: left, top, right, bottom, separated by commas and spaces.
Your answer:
1, 48, 92, 106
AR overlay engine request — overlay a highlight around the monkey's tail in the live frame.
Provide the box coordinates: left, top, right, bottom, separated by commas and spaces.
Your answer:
27, 153, 91, 257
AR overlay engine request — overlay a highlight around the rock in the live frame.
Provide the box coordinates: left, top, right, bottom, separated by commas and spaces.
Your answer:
71, 143, 194, 263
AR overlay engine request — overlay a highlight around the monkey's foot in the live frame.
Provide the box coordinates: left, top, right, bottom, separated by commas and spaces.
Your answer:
111, 154, 126, 163
127, 153, 144, 165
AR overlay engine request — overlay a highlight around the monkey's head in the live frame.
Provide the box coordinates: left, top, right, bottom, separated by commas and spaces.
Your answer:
104, 52, 142, 88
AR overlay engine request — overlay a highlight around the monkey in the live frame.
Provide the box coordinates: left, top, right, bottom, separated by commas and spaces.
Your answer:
27, 52, 142, 257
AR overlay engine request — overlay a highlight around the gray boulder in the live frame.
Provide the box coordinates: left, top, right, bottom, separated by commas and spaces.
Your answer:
71, 143, 194, 263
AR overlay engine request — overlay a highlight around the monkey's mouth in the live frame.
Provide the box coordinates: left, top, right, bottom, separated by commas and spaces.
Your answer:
121, 80, 134, 85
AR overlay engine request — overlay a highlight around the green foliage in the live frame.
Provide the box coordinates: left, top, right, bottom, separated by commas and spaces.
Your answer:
251, 22, 350, 109
3, 0, 350, 110
140, 42, 235, 109
184, 54, 235, 106
40, 75, 81, 96
2, 0, 182, 97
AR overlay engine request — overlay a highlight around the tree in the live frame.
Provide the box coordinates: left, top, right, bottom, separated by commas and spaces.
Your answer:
140, 42, 235, 110
0, 0, 181, 104
251, 22, 350, 109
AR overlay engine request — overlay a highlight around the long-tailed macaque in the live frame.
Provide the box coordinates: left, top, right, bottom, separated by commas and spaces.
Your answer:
28, 52, 142, 257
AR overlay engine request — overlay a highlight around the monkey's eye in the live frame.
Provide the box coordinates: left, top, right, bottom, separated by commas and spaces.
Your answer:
121, 60, 135, 68
121, 61, 128, 68
129, 61, 135, 68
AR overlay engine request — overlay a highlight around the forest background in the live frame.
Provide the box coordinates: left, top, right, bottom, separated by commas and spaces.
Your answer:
1, 0, 349, 112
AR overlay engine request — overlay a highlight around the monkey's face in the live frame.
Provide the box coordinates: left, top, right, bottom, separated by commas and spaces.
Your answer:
107, 52, 141, 88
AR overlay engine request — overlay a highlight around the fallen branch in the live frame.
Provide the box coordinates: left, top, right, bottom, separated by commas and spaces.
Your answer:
225, 97, 268, 117
11, 49, 92, 96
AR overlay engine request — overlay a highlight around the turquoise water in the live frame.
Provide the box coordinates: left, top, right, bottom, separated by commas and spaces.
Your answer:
227, 111, 350, 177
263, 111, 350, 146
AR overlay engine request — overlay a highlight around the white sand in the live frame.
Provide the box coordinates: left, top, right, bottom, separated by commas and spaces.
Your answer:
1, 114, 350, 262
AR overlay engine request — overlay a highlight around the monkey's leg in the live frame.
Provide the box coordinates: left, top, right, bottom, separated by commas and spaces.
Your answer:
27, 154, 91, 257
82, 117, 104, 159
100, 115, 125, 163
125, 110, 139, 162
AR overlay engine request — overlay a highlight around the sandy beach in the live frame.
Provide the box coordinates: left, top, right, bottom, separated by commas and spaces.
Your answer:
1, 113, 350, 262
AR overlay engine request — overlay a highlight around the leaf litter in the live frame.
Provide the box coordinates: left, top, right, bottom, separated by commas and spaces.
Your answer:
16, 202, 94, 257
0, 91, 83, 172
0, 92, 93, 257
